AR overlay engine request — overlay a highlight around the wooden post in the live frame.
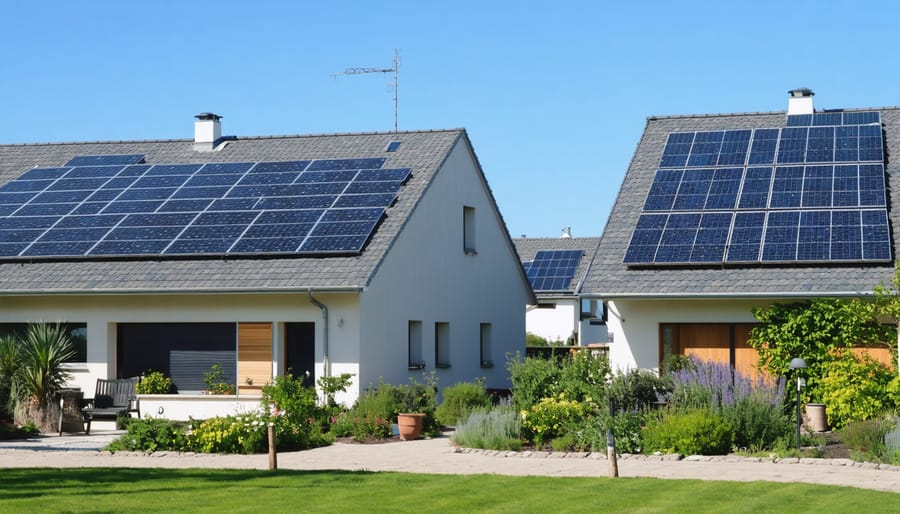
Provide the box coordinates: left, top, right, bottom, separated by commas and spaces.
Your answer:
268, 423, 277, 471
607, 398, 618, 478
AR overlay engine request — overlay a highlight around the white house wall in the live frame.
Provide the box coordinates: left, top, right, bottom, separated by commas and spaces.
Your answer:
605, 298, 776, 372
0, 292, 362, 404
526, 301, 578, 343
360, 138, 528, 394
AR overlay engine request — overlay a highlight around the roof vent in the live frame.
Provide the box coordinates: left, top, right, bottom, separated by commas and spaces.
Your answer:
194, 112, 223, 152
561, 227, 572, 239
787, 88, 814, 115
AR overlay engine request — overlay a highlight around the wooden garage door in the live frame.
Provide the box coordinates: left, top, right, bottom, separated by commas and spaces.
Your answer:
238, 322, 272, 395
662, 323, 764, 379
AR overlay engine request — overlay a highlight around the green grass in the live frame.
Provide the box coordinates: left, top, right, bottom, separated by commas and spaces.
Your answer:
2, 469, 899, 513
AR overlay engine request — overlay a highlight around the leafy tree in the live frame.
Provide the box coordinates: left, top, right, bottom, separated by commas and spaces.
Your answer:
11, 323, 75, 432
748, 298, 894, 404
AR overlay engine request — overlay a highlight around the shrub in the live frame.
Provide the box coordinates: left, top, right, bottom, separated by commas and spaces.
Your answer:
507, 353, 560, 412
643, 409, 734, 455
189, 414, 267, 454
562, 410, 645, 454
0, 335, 20, 420
450, 405, 522, 451
841, 418, 892, 463
135, 371, 174, 394
521, 394, 587, 447
105, 417, 188, 453
608, 369, 668, 413
884, 418, 900, 464
203, 363, 235, 395
10, 323, 75, 432
507, 352, 610, 413
556, 351, 611, 408
723, 393, 793, 451
820, 350, 895, 429
435, 380, 492, 427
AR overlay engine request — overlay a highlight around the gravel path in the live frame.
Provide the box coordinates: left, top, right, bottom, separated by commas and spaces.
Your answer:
2, 432, 900, 494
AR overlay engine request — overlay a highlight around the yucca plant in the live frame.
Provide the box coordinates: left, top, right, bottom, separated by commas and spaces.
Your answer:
11, 323, 75, 432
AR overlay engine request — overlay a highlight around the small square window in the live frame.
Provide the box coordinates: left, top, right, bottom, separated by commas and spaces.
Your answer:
435, 322, 451, 368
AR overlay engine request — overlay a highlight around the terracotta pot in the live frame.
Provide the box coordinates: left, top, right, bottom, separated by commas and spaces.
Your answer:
397, 412, 426, 441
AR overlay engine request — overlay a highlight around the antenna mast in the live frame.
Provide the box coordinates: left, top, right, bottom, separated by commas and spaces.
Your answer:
333, 49, 399, 132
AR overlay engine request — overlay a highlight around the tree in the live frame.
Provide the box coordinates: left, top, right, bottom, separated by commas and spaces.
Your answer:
10, 323, 75, 432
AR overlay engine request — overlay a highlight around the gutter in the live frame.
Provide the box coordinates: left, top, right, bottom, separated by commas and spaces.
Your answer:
0, 286, 363, 296
585, 290, 878, 300
307, 289, 330, 378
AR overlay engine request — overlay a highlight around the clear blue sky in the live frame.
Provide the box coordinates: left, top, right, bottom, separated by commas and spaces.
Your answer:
1, 1, 897, 238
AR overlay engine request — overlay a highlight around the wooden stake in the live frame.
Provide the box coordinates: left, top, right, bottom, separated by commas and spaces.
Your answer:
268, 423, 277, 471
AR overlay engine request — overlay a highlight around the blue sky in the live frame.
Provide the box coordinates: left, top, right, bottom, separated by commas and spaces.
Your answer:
1, 1, 897, 238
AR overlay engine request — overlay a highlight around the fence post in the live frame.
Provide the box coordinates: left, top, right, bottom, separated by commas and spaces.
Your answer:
268, 423, 277, 471
607, 397, 618, 478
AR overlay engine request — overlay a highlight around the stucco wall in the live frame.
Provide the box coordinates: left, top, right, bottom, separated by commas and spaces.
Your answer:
526, 301, 578, 343
360, 138, 529, 394
605, 298, 777, 372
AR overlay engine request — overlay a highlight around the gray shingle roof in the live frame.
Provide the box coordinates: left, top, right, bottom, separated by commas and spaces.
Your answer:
0, 129, 464, 293
584, 107, 900, 298
513, 236, 600, 295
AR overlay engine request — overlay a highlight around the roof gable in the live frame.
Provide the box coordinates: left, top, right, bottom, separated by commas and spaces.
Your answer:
0, 129, 464, 293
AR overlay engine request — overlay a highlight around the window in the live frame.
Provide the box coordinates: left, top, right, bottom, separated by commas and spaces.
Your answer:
0, 322, 87, 363
435, 322, 450, 368
408, 320, 424, 369
463, 206, 476, 254
480, 323, 493, 368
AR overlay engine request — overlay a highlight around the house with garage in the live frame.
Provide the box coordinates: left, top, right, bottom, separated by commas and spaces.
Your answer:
584, 89, 896, 376
513, 232, 606, 347
0, 115, 533, 419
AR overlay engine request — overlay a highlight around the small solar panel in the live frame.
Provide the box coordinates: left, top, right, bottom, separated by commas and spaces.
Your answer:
625, 111, 890, 266
524, 249, 583, 291
0, 156, 407, 260
65, 154, 145, 166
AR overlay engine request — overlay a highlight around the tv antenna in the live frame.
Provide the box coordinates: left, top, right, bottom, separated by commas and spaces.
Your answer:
333, 49, 399, 132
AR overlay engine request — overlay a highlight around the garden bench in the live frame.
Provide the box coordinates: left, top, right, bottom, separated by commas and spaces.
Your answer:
80, 377, 140, 434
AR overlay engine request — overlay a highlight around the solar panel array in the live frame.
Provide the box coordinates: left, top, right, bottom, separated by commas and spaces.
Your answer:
0, 155, 410, 259
624, 112, 891, 265
523, 249, 583, 291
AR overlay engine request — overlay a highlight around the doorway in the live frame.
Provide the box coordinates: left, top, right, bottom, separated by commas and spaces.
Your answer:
284, 322, 315, 387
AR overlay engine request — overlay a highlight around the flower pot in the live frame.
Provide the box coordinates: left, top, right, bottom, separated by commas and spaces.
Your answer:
805, 403, 829, 432
396, 412, 425, 441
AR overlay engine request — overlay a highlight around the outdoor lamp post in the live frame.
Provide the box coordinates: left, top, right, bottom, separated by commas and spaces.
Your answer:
789, 357, 808, 451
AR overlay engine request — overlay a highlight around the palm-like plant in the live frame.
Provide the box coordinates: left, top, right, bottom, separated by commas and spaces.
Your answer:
11, 323, 74, 430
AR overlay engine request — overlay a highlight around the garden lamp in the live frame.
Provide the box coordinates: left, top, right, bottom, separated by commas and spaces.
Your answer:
788, 357, 808, 451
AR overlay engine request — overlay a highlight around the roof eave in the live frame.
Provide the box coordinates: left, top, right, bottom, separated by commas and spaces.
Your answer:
586, 290, 877, 300
0, 286, 365, 296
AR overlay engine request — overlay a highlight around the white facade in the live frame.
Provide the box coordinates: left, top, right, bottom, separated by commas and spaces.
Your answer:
604, 297, 776, 372
526, 300, 578, 343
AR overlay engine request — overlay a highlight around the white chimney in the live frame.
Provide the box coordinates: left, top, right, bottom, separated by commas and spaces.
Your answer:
561, 227, 572, 239
787, 88, 814, 115
194, 112, 222, 152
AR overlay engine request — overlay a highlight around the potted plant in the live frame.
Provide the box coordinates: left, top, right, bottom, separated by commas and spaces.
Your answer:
395, 375, 438, 441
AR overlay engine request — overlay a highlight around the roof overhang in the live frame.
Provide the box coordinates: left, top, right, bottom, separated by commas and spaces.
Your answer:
0, 286, 365, 297
584, 290, 877, 301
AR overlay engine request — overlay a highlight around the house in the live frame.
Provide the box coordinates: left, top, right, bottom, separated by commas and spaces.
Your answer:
584, 89, 897, 375
513, 232, 606, 346
0, 115, 534, 419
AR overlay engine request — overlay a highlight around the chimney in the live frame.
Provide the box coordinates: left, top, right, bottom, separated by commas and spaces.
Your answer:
561, 227, 572, 239
787, 88, 814, 115
194, 112, 222, 152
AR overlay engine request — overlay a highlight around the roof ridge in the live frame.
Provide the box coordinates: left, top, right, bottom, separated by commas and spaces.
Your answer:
0, 128, 467, 149
648, 105, 900, 121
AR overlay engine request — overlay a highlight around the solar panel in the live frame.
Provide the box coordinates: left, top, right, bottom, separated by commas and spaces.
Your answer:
64, 154, 145, 166
0, 156, 409, 260
625, 111, 890, 265
524, 249, 583, 291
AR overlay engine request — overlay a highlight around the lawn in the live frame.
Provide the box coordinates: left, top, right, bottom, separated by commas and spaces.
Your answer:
2, 469, 899, 513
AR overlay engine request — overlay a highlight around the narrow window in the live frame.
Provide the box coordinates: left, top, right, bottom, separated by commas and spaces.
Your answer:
408, 320, 424, 369
435, 322, 451, 368
480, 323, 493, 368
463, 206, 476, 254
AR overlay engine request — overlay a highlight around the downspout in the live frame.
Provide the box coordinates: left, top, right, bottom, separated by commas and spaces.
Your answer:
308, 289, 330, 378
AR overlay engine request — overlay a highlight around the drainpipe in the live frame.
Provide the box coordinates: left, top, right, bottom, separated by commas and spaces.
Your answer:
307, 289, 330, 378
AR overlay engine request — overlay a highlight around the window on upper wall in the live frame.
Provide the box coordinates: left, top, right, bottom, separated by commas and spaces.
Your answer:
408, 320, 424, 369
0, 322, 87, 364
435, 322, 451, 368
480, 323, 493, 368
463, 206, 476, 254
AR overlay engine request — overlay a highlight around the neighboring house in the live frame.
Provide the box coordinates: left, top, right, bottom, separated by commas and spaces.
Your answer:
0, 115, 533, 414
513, 233, 606, 346
584, 89, 897, 375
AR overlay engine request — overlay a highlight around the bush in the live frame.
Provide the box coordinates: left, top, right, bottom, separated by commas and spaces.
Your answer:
10, 323, 75, 432
188, 414, 268, 454
643, 409, 734, 455
562, 410, 645, 454
135, 371, 174, 394
507, 352, 610, 413
608, 369, 668, 412
520, 394, 587, 447
508, 353, 561, 412
105, 417, 188, 453
435, 380, 491, 427
722, 394, 792, 451
841, 418, 892, 463
820, 350, 896, 429
450, 405, 522, 451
